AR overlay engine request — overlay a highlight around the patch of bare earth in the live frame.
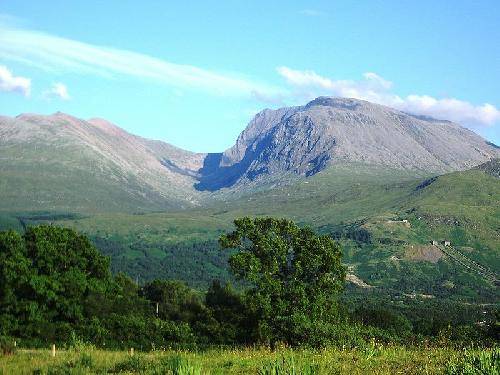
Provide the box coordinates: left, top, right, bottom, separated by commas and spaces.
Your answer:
346, 273, 374, 288
404, 244, 444, 263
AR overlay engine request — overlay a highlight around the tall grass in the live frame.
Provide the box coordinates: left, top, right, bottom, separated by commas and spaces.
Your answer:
259, 353, 318, 374
445, 348, 499, 375
2, 346, 490, 374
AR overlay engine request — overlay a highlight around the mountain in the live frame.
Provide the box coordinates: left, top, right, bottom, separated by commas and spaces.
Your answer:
0, 99, 498, 299
1, 97, 498, 212
196, 97, 499, 190
474, 157, 500, 178
0, 112, 205, 212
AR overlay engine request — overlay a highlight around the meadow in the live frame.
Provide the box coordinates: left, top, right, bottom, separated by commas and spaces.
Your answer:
1, 345, 498, 374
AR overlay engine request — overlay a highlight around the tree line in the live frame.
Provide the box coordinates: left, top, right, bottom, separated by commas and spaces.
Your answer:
0, 218, 497, 349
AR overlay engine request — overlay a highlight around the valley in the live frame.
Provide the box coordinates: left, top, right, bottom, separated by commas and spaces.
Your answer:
0, 98, 498, 301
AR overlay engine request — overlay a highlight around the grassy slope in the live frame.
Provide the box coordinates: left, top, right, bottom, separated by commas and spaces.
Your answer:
1, 163, 498, 300
0, 133, 187, 214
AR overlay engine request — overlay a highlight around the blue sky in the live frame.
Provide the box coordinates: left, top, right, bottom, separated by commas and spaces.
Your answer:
1, 1, 499, 151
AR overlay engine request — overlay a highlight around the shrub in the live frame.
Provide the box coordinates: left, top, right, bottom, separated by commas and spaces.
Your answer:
67, 332, 95, 352
109, 355, 149, 373
35, 353, 95, 375
0, 335, 16, 355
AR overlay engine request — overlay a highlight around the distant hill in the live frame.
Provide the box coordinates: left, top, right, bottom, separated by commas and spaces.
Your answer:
0, 98, 498, 300
5, 162, 497, 301
0, 112, 205, 212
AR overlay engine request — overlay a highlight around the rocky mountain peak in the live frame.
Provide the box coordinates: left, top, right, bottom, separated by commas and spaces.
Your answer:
195, 97, 499, 191
2, 98, 498, 198
305, 96, 366, 111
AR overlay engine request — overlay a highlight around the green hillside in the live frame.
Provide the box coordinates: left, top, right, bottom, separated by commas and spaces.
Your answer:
2, 162, 498, 301
0, 114, 204, 213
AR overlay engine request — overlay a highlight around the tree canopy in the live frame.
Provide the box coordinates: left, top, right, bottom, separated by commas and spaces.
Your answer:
0, 222, 495, 349
219, 217, 346, 346
0, 226, 111, 340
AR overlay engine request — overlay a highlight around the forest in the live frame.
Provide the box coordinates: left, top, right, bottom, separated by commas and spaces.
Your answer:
0, 219, 498, 374
0, 219, 497, 349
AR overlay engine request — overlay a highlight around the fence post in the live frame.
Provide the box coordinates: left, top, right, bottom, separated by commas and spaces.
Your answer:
51, 344, 56, 357
130, 347, 134, 356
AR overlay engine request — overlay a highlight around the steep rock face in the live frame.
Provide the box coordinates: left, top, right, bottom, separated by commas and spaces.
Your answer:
195, 97, 499, 190
221, 106, 302, 166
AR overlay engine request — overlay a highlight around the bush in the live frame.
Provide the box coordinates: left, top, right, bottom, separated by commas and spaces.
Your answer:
0, 335, 16, 355
109, 355, 149, 373
354, 306, 413, 338
34, 353, 95, 375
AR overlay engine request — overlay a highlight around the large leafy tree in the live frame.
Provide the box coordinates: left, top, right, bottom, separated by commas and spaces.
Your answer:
219, 217, 346, 346
0, 230, 31, 334
204, 280, 253, 344
0, 225, 111, 340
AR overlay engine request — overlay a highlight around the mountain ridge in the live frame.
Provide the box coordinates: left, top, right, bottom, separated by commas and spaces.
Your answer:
196, 97, 498, 190
0, 112, 204, 212
0, 104, 498, 299
1, 97, 498, 212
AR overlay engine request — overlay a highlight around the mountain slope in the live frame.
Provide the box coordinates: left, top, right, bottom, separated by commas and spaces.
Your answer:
0, 103, 498, 299
15, 161, 497, 299
0, 97, 498, 212
196, 98, 498, 190
0, 113, 205, 212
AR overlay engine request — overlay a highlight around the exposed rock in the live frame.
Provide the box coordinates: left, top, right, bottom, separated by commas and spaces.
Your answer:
1, 97, 498, 210
346, 273, 374, 288
196, 97, 499, 190
474, 158, 500, 178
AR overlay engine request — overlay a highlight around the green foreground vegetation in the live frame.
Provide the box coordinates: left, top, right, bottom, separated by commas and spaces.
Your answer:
1, 346, 499, 374
1, 163, 499, 373
1, 220, 499, 373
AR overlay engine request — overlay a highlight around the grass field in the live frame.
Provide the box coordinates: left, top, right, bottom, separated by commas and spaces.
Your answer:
2, 346, 497, 374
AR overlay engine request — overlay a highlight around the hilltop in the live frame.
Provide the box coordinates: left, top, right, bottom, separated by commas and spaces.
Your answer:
0, 112, 205, 212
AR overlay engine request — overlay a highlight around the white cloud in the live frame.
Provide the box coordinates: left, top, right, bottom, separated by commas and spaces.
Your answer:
277, 66, 500, 127
0, 65, 31, 96
1, 19, 497, 132
398, 96, 499, 126
43, 82, 70, 100
299, 9, 326, 17
0, 24, 282, 101
363, 72, 392, 90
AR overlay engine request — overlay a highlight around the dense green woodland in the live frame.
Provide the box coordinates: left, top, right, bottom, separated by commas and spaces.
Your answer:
0, 221, 498, 351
